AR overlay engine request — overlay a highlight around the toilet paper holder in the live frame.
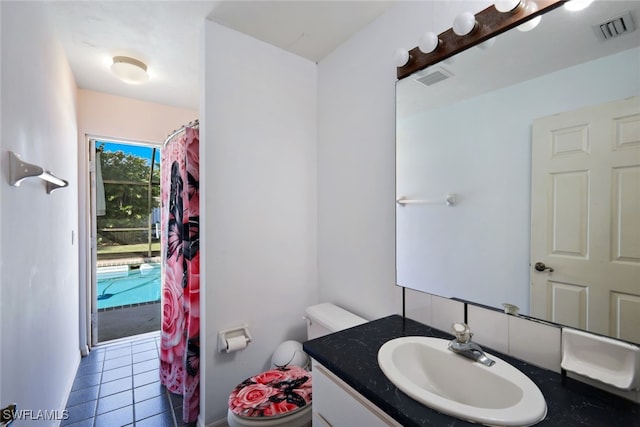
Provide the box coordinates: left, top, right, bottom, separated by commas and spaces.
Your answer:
218, 324, 252, 353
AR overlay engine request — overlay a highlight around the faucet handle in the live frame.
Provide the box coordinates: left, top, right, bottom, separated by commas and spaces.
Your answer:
451, 322, 472, 343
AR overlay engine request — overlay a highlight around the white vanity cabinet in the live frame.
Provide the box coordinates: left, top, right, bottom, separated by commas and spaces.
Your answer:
311, 360, 401, 427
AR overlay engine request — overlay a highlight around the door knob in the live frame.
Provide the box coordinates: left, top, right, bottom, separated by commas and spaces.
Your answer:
534, 262, 554, 272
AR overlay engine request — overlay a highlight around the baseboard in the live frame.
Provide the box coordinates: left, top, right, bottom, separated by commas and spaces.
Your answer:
56, 349, 82, 426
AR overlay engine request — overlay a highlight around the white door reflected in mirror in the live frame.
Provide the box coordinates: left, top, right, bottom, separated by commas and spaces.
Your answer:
530, 96, 640, 343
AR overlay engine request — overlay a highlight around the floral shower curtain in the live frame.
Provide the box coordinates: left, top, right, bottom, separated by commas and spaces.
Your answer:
160, 125, 200, 423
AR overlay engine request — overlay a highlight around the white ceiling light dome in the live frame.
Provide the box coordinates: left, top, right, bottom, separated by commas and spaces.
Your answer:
110, 56, 149, 84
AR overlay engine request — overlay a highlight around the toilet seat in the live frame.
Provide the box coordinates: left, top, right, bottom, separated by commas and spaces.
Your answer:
228, 366, 312, 420
227, 304, 366, 427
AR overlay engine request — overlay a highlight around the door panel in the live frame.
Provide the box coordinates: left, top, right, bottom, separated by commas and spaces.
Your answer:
551, 124, 589, 156
550, 171, 589, 257
547, 281, 588, 329
610, 292, 640, 343
611, 166, 640, 262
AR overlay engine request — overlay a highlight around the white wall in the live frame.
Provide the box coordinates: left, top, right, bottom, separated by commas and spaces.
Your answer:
316, 1, 492, 319
77, 89, 197, 143
0, 1, 4, 408
0, 1, 80, 423
202, 21, 318, 424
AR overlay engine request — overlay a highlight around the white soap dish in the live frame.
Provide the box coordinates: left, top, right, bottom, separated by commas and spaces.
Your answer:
561, 328, 640, 390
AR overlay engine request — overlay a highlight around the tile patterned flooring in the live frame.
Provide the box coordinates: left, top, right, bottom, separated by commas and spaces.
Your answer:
62, 332, 196, 427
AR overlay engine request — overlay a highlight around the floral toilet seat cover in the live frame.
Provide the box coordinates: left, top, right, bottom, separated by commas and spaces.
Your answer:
228, 366, 312, 419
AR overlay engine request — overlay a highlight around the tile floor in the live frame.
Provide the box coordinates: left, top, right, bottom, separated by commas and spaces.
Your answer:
62, 332, 196, 427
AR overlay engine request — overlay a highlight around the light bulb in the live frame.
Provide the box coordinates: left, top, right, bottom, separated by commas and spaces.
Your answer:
477, 38, 496, 50
393, 48, 410, 67
453, 12, 477, 36
443, 56, 456, 65
418, 32, 440, 54
495, 0, 522, 13
517, 2, 541, 32
564, 0, 594, 11
517, 15, 541, 31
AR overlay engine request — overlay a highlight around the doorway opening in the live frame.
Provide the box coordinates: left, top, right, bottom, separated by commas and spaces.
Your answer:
91, 138, 162, 342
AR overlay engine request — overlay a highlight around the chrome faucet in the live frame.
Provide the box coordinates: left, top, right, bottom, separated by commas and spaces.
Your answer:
448, 322, 495, 367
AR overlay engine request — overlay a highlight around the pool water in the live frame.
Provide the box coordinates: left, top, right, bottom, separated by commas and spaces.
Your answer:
97, 263, 161, 309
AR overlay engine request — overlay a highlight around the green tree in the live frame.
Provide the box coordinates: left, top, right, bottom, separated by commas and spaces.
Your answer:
97, 146, 160, 246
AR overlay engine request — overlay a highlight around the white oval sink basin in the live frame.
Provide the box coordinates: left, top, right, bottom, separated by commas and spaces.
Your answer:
378, 336, 547, 426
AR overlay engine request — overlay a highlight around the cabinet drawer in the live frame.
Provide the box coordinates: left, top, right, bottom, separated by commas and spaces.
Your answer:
312, 361, 400, 427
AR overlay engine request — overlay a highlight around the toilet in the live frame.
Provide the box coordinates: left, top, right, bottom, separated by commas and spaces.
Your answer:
226, 303, 367, 427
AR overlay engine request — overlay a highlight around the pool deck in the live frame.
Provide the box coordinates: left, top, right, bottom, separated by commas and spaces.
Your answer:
97, 256, 161, 268
98, 302, 161, 342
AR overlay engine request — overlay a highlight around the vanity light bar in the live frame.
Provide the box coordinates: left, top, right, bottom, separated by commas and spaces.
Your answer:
397, 0, 568, 80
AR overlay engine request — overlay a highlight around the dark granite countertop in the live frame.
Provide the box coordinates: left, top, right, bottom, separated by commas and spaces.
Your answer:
303, 315, 640, 427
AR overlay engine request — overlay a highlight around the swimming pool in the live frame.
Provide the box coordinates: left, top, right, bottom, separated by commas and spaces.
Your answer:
97, 263, 161, 310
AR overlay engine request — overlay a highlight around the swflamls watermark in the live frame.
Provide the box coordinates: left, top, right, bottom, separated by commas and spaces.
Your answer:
1, 408, 69, 422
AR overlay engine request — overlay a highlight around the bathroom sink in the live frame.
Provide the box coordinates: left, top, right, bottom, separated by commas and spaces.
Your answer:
377, 336, 547, 426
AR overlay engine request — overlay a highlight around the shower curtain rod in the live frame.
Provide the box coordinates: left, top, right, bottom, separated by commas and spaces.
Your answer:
163, 119, 199, 147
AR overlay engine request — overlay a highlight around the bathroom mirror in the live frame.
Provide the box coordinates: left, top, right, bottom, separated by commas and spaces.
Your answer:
396, 0, 640, 342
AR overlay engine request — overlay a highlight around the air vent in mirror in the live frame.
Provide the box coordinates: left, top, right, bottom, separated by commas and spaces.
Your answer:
595, 11, 636, 40
414, 67, 453, 86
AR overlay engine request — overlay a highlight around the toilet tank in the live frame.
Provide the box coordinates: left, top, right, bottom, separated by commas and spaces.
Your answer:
305, 303, 367, 340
